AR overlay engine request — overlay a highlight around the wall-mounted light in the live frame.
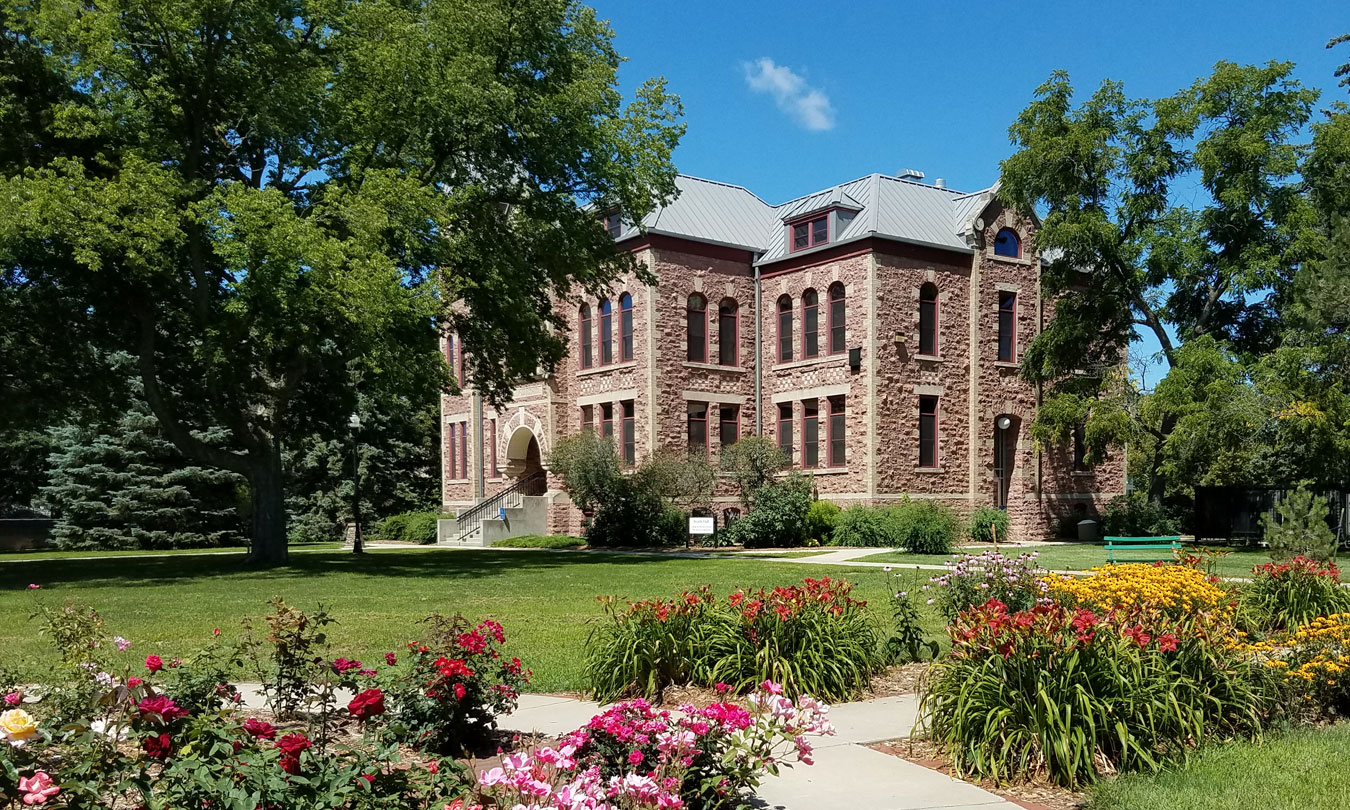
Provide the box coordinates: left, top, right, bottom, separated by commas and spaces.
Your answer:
997, 416, 1012, 430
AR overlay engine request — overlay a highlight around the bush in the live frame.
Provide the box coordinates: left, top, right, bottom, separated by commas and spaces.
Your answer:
490, 534, 584, 549
401, 512, 444, 544
923, 598, 1270, 788
1240, 556, 1350, 630
723, 474, 811, 548
928, 550, 1048, 620
1102, 493, 1186, 537
831, 504, 905, 547
1263, 486, 1338, 562
719, 436, 789, 509
803, 500, 840, 545
587, 588, 718, 702
587, 477, 686, 547
900, 501, 960, 554
968, 507, 1009, 544
373, 512, 411, 542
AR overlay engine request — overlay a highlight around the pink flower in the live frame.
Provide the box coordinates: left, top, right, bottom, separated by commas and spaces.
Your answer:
3, 692, 21, 706
137, 696, 188, 721
212, 628, 221, 637
628, 749, 645, 765
714, 682, 729, 694
126, 677, 143, 690
144, 655, 163, 673
1157, 633, 1179, 653
331, 657, 362, 674
759, 681, 783, 695
385, 652, 398, 666
27, 584, 40, 590
243, 718, 277, 740
18, 771, 59, 805
114, 637, 131, 652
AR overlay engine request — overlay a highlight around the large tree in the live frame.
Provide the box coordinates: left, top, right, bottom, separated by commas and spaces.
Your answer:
1000, 61, 1319, 502
0, 0, 682, 563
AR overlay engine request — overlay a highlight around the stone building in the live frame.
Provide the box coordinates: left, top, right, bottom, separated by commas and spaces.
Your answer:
439, 170, 1124, 544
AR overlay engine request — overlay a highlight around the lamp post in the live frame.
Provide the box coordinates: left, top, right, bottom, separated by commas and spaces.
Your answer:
349, 412, 363, 555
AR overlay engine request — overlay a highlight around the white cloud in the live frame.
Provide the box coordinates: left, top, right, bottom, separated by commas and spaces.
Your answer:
742, 58, 836, 132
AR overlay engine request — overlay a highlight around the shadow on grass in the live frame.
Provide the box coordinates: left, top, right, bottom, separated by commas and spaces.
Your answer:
0, 548, 775, 590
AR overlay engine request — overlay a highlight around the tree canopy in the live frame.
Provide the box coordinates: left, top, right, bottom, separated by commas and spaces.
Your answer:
0, 0, 683, 562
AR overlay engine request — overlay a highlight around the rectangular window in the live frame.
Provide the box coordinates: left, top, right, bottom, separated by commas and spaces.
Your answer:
789, 215, 829, 252
581, 405, 594, 432
488, 419, 499, 477
601, 403, 614, 440
447, 423, 458, 479
803, 295, 819, 358
919, 396, 938, 468
687, 402, 708, 457
604, 212, 622, 234
777, 403, 794, 465
459, 420, 469, 481
580, 313, 593, 369
719, 405, 740, 449
811, 217, 828, 245
997, 291, 1017, 362
792, 222, 809, 251
622, 401, 636, 466
600, 303, 613, 365
1073, 423, 1089, 471
802, 400, 819, 469
777, 302, 793, 362
827, 397, 846, 467
718, 304, 738, 366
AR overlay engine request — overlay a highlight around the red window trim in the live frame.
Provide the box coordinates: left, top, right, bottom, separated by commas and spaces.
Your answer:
598, 299, 613, 366
719, 404, 740, 448
801, 400, 819, 470
447, 423, 457, 479
688, 402, 709, 459
777, 402, 794, 465
801, 288, 819, 359
827, 283, 846, 356
776, 295, 794, 363
998, 291, 1018, 362
918, 283, 940, 359
687, 293, 708, 363
787, 214, 830, 253
993, 228, 1022, 259
619, 293, 634, 362
601, 402, 614, 439
621, 400, 636, 466
578, 305, 593, 369
826, 396, 846, 468
918, 396, 940, 469
718, 298, 739, 367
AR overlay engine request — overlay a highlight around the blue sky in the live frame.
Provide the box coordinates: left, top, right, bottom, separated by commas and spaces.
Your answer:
592, 0, 1346, 374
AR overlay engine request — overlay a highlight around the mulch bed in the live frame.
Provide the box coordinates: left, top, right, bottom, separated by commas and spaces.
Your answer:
869, 736, 1088, 810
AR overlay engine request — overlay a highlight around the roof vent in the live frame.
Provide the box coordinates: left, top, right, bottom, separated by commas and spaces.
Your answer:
898, 168, 925, 181
933, 178, 946, 189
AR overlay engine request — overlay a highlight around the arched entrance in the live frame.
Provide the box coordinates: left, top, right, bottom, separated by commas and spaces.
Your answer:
504, 426, 547, 493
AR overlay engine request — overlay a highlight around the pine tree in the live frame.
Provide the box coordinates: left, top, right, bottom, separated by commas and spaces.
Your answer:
41, 401, 244, 550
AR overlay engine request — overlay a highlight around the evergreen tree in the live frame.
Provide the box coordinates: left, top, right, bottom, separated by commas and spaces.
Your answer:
41, 402, 243, 550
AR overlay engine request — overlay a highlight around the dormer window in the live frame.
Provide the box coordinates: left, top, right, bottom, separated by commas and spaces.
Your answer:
993, 228, 1020, 258
790, 215, 829, 252
603, 211, 622, 235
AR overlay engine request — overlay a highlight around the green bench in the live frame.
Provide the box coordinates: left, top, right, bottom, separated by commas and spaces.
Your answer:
1104, 535, 1182, 564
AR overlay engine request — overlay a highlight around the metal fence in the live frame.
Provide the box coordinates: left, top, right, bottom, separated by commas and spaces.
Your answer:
1194, 486, 1349, 546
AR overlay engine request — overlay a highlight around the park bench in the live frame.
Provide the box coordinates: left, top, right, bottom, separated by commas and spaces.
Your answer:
1104, 535, 1182, 564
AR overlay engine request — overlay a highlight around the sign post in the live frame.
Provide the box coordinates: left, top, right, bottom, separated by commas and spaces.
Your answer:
688, 516, 715, 549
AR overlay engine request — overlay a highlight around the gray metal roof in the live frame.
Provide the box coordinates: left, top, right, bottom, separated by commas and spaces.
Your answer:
618, 172, 995, 264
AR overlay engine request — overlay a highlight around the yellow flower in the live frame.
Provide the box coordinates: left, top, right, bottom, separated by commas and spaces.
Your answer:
0, 709, 38, 746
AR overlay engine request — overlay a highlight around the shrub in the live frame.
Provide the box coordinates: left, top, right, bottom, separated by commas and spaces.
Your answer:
803, 499, 840, 545
239, 599, 335, 717
900, 501, 960, 554
923, 598, 1269, 788
373, 512, 411, 542
719, 436, 790, 509
401, 511, 444, 544
586, 588, 718, 702
723, 473, 811, 548
927, 550, 1048, 620
1046, 563, 1232, 620
586, 477, 685, 547
1240, 556, 1350, 630
1263, 486, 1338, 562
1101, 493, 1186, 537
831, 504, 905, 547
968, 507, 1010, 544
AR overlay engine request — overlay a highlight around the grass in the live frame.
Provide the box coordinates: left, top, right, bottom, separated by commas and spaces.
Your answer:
489, 535, 585, 549
1087, 724, 1350, 810
0, 548, 940, 693
0, 543, 342, 562
857, 543, 1304, 581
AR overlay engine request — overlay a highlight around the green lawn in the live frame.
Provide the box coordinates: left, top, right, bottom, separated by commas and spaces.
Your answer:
0, 543, 342, 562
858, 544, 1295, 580
0, 549, 935, 692
1087, 724, 1350, 810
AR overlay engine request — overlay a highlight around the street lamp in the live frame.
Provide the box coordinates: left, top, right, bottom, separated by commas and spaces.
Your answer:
348, 412, 363, 555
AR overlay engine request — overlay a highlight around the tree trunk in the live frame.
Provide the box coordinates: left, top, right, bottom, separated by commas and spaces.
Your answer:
1146, 413, 1179, 506
246, 442, 289, 565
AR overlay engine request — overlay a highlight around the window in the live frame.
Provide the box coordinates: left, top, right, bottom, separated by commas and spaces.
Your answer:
447, 423, 458, 479
718, 298, 738, 366
802, 401, 819, 469
599, 298, 613, 365
578, 304, 593, 369
827, 396, 846, 467
687, 402, 708, 457
719, 404, 740, 449
828, 283, 846, 354
603, 211, 622, 235
488, 419, 499, 477
1073, 423, 1089, 472
622, 401, 636, 466
580, 405, 594, 432
790, 215, 829, 252
601, 403, 614, 440
997, 291, 1017, 362
802, 289, 819, 359
918, 283, 939, 357
459, 420, 469, 480
777, 403, 794, 464
919, 396, 938, 468
686, 293, 707, 362
777, 296, 793, 362
446, 334, 456, 381
993, 228, 1020, 258
619, 293, 634, 362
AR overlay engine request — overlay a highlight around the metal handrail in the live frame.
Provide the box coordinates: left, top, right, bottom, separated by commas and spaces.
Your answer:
452, 470, 547, 543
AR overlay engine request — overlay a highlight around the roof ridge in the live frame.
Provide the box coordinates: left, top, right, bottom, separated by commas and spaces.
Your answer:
874, 173, 970, 195
676, 173, 773, 206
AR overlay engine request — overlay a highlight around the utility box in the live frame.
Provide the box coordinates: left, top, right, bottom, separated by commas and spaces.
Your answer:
1077, 519, 1099, 543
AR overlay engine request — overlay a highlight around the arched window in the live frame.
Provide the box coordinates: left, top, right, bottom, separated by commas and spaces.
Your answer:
445, 333, 456, 381
686, 293, 707, 362
828, 282, 846, 354
993, 228, 1021, 258
918, 282, 939, 357
718, 298, 738, 366
599, 298, 613, 365
578, 304, 593, 369
777, 295, 793, 362
619, 293, 634, 361
802, 288, 819, 359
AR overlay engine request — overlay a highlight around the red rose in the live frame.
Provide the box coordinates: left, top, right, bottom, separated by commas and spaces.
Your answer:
276, 732, 312, 756
280, 754, 302, 775
385, 652, 398, 666
453, 683, 466, 700
126, 677, 144, 689
347, 688, 386, 721
332, 657, 362, 674
243, 718, 277, 740
145, 655, 163, 673
142, 732, 173, 760
138, 695, 188, 721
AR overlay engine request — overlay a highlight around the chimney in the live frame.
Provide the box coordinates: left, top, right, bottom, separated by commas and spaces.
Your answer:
898, 168, 925, 181
933, 178, 946, 189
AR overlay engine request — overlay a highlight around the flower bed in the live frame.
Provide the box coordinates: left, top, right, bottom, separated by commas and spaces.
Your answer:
1045, 562, 1231, 619
587, 577, 878, 702
1239, 555, 1350, 630
926, 550, 1048, 620
1233, 612, 1350, 716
